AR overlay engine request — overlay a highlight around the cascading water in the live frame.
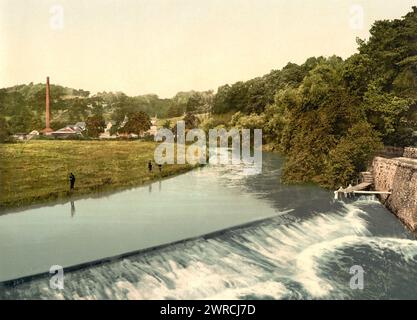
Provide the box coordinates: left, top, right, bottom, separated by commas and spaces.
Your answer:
1, 152, 417, 299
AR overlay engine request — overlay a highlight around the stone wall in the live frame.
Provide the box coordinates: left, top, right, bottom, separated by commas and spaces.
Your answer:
373, 157, 417, 231
376, 146, 404, 158
403, 147, 417, 159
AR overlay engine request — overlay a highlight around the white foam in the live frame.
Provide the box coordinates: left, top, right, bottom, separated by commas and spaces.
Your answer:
5, 199, 417, 300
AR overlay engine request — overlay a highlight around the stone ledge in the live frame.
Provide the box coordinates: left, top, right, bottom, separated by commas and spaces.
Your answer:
374, 156, 417, 170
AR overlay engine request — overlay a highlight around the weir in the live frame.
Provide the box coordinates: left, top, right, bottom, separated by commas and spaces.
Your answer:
332, 147, 417, 234
0, 153, 284, 283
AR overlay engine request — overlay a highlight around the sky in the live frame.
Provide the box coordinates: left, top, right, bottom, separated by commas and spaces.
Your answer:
0, 0, 416, 98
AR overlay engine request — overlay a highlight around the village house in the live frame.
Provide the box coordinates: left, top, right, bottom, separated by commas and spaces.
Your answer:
51, 122, 86, 139
12, 130, 40, 141
13, 133, 29, 141
147, 115, 158, 136
29, 130, 40, 136
99, 121, 117, 139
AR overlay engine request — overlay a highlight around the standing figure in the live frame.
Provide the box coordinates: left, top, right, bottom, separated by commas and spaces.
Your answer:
158, 164, 162, 173
69, 172, 76, 191
148, 160, 153, 172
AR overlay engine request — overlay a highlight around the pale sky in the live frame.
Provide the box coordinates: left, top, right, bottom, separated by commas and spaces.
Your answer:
0, 0, 415, 98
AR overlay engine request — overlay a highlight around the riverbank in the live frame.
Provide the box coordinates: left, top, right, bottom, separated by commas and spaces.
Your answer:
0, 140, 195, 211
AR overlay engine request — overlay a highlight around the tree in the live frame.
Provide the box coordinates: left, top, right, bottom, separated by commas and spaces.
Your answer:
109, 93, 133, 123
167, 104, 184, 117
357, 7, 417, 93
8, 107, 41, 134
186, 93, 202, 113
90, 98, 105, 117
363, 86, 413, 146
0, 117, 10, 142
183, 112, 200, 129
231, 111, 266, 131
120, 111, 151, 135
212, 85, 232, 114
278, 57, 366, 185
342, 53, 374, 97
68, 98, 89, 123
86, 115, 106, 138
322, 122, 383, 188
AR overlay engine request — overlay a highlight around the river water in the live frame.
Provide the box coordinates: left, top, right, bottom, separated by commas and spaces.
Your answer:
1, 152, 417, 299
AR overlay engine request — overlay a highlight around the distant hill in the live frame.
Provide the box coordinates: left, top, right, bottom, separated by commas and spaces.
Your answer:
0, 82, 214, 134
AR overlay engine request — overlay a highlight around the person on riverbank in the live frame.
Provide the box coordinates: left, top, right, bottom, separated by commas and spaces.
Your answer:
158, 164, 162, 173
148, 160, 153, 172
69, 173, 76, 191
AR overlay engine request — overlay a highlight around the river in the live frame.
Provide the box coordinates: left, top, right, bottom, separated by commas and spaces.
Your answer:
1, 151, 417, 299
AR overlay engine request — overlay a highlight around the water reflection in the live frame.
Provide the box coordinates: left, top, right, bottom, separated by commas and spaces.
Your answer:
147, 180, 163, 193
70, 201, 76, 218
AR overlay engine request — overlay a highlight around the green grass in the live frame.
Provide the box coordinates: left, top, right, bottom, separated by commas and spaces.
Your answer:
0, 140, 195, 210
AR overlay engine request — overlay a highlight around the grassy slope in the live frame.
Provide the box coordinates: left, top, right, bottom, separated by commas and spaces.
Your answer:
0, 140, 194, 210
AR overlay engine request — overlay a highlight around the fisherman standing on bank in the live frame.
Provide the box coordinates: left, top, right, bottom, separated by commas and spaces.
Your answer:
148, 160, 153, 172
69, 172, 76, 191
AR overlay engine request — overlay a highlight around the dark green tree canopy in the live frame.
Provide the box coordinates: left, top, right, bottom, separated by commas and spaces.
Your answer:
86, 115, 106, 138
120, 111, 151, 135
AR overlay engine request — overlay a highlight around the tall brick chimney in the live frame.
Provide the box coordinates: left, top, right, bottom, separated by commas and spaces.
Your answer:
42, 76, 53, 135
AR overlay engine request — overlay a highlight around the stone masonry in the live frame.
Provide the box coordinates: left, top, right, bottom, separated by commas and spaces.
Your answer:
403, 147, 417, 159
373, 150, 417, 231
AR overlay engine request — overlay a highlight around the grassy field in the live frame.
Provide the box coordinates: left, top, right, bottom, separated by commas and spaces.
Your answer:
0, 140, 195, 210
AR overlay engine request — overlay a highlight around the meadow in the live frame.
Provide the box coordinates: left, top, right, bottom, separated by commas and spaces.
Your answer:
0, 140, 194, 210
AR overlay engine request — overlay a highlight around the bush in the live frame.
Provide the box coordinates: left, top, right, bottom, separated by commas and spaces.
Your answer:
322, 122, 383, 188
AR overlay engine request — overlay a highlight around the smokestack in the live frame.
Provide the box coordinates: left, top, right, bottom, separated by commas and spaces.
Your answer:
42, 76, 53, 135
45, 76, 50, 129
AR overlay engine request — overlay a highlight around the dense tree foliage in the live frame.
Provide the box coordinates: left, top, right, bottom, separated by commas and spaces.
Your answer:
86, 115, 106, 138
119, 111, 151, 136
212, 58, 323, 115
209, 7, 417, 188
0, 84, 213, 135
183, 112, 200, 129
167, 91, 214, 117
0, 116, 10, 142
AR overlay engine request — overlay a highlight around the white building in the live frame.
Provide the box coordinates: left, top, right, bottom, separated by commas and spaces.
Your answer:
99, 121, 117, 139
